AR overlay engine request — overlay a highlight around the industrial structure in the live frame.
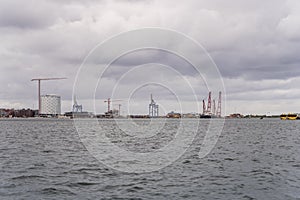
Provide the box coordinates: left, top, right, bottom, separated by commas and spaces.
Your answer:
166, 111, 181, 118
31, 77, 66, 114
40, 94, 61, 116
64, 96, 92, 118
0, 108, 38, 118
201, 91, 222, 118
149, 94, 159, 118
72, 95, 82, 112
103, 98, 122, 118
216, 91, 222, 117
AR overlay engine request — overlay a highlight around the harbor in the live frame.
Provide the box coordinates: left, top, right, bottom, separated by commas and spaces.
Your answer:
1, 83, 299, 120
1, 0, 300, 199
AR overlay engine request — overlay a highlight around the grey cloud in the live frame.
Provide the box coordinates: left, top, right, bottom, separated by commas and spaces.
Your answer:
1, 0, 300, 114
0, 1, 59, 29
102, 49, 200, 78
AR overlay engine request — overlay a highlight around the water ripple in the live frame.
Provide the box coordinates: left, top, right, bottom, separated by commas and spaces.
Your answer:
0, 119, 299, 199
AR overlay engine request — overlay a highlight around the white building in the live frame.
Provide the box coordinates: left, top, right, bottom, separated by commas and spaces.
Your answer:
40, 95, 61, 115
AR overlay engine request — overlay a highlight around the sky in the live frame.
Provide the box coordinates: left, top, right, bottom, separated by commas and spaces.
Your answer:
1, 0, 300, 115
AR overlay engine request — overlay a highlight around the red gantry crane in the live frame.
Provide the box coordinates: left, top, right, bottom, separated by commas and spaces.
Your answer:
202, 91, 222, 117
206, 91, 212, 114
216, 91, 222, 117
31, 77, 67, 114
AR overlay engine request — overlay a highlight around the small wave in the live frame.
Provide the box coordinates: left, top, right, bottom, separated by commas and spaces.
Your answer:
224, 157, 235, 161
40, 187, 75, 195
42, 150, 55, 153
41, 187, 59, 194
76, 182, 99, 186
242, 195, 256, 200
11, 175, 44, 180
126, 186, 144, 192
0, 183, 17, 189
67, 182, 100, 187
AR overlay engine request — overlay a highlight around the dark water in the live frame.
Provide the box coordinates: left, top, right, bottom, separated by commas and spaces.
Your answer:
0, 119, 299, 199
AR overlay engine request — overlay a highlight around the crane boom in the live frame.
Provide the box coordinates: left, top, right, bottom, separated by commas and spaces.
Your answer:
31, 77, 67, 81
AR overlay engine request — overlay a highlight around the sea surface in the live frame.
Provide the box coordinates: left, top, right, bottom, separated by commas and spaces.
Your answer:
0, 118, 299, 199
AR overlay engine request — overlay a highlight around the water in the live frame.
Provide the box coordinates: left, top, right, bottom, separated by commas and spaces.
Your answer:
0, 118, 299, 199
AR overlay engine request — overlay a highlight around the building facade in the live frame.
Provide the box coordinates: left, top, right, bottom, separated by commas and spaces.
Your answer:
40, 95, 61, 115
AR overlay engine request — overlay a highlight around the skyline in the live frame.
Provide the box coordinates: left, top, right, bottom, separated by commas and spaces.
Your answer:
1, 0, 300, 115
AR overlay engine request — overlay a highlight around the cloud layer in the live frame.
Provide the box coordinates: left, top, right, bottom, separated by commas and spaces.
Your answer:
1, 0, 300, 115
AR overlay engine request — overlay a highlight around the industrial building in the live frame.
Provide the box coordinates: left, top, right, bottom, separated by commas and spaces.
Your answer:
40, 95, 61, 116
0, 108, 38, 118
166, 111, 181, 118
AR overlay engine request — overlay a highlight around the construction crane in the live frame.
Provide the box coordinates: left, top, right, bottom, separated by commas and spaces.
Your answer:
206, 91, 212, 113
31, 77, 67, 114
104, 98, 123, 113
213, 99, 216, 115
216, 91, 222, 117
117, 104, 121, 116
202, 99, 206, 114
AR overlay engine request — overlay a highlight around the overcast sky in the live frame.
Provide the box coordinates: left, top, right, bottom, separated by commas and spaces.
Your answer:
1, 0, 300, 115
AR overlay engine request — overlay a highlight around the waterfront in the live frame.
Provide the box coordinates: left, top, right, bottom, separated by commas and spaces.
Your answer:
0, 119, 299, 199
